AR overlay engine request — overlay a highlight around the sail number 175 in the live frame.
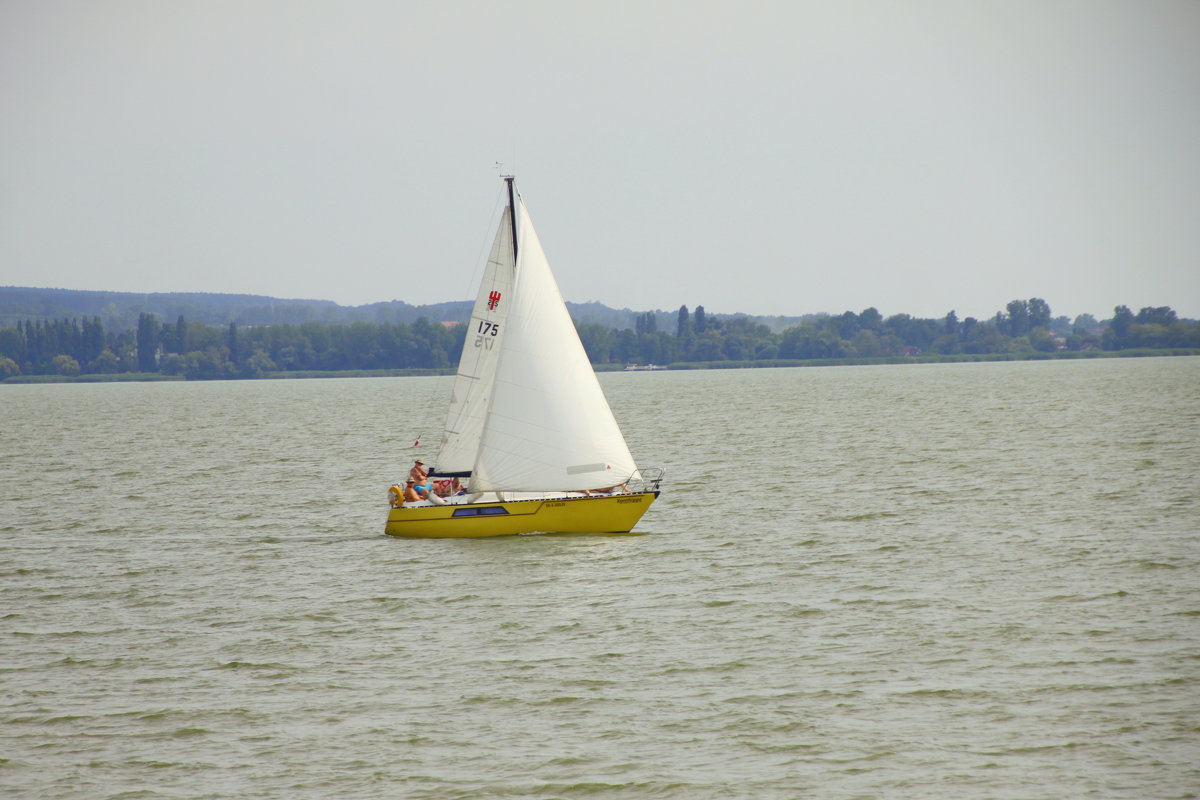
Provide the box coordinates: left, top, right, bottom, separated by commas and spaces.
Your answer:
474, 321, 500, 349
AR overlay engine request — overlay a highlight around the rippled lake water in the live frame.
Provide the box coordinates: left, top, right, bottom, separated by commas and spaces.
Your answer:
3, 357, 1198, 798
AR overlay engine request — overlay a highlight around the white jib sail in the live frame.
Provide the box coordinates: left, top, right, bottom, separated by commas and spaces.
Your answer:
471, 195, 639, 492
433, 206, 514, 475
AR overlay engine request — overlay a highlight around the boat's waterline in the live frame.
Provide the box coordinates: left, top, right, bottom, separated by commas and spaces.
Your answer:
384, 491, 660, 538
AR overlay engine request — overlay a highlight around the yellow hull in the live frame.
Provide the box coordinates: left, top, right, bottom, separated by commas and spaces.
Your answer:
384, 492, 659, 538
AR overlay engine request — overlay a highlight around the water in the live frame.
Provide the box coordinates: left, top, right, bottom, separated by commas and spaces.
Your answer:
3, 358, 1198, 799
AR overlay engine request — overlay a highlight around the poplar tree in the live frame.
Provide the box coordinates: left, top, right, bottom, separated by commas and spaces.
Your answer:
137, 313, 158, 372
676, 305, 689, 337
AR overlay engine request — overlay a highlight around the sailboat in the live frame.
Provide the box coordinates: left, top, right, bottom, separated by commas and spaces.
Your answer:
384, 176, 662, 538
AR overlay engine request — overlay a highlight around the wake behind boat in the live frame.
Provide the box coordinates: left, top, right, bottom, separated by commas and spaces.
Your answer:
384, 176, 662, 538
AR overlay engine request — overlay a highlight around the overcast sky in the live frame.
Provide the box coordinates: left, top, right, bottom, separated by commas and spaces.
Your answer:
3, 1, 1198, 321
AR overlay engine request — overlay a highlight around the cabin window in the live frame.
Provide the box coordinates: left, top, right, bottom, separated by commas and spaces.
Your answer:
452, 506, 509, 517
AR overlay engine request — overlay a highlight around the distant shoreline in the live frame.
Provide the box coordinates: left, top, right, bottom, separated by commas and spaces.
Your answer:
4, 349, 1197, 384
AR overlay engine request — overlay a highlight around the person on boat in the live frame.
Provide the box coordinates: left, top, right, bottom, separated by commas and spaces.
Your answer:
403, 477, 449, 506
408, 459, 436, 497
402, 479, 424, 504
582, 484, 627, 496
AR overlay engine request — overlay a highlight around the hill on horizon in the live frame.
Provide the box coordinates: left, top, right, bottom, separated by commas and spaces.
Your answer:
0, 286, 813, 334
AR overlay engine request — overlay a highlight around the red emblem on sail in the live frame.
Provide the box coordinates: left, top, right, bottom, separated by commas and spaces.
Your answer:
488, 291, 502, 310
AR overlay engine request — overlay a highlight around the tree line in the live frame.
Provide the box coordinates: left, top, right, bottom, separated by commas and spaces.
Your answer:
0, 300, 1196, 379
576, 301, 1198, 365
0, 314, 465, 379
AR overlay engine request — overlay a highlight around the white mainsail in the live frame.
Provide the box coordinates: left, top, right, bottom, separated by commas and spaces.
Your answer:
433, 206, 514, 474
471, 194, 639, 492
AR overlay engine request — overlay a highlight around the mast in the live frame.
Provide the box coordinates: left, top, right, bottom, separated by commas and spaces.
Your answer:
504, 175, 518, 262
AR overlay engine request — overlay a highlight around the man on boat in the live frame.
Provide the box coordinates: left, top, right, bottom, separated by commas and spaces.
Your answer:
408, 459, 435, 497
401, 477, 448, 506
402, 479, 424, 505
